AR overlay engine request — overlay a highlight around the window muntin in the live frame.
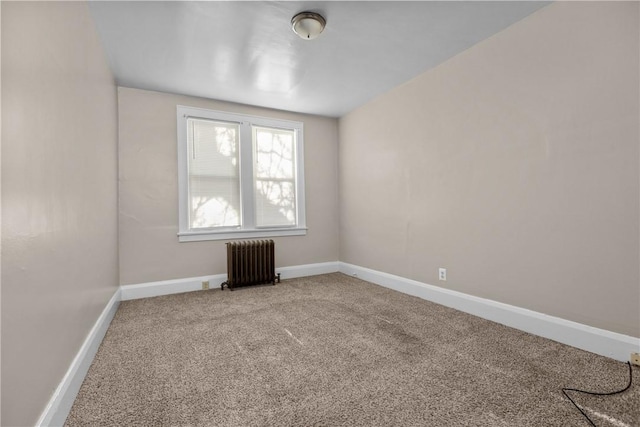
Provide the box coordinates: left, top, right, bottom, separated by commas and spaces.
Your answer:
177, 106, 306, 242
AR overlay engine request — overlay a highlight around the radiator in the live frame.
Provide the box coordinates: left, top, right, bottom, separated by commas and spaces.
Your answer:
221, 240, 281, 291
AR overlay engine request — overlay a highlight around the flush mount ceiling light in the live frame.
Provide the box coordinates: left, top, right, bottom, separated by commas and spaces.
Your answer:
291, 11, 326, 40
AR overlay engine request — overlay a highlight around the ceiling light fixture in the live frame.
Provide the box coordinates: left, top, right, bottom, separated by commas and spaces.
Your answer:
291, 12, 326, 40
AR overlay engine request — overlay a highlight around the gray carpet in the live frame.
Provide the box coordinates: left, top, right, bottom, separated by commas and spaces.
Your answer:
66, 273, 639, 426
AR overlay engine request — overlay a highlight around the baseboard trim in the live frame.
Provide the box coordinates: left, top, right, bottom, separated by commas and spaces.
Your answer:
120, 261, 340, 301
338, 262, 639, 362
120, 273, 227, 300
277, 261, 340, 280
36, 289, 121, 427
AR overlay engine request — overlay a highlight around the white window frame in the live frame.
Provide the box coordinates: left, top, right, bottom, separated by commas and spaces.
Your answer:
177, 105, 307, 242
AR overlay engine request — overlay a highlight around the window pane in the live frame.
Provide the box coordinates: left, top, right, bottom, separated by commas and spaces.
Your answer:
255, 180, 296, 226
188, 118, 240, 228
254, 127, 296, 227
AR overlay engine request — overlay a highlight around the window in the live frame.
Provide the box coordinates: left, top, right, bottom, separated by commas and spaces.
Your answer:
177, 106, 306, 242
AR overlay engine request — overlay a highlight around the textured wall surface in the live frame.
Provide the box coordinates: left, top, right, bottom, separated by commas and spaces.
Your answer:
339, 2, 639, 337
1, 2, 119, 425
118, 88, 339, 285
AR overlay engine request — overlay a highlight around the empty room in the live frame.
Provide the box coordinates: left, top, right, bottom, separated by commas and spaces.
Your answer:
2, 1, 639, 426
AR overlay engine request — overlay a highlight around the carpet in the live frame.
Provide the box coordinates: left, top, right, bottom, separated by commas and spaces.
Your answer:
66, 273, 638, 426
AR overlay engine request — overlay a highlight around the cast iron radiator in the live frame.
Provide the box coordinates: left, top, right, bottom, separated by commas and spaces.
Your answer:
221, 240, 281, 291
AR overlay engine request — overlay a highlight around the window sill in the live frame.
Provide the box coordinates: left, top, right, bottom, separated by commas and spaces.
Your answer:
178, 227, 308, 242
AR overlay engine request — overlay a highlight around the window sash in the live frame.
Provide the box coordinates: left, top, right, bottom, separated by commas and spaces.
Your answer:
253, 125, 297, 227
186, 117, 241, 229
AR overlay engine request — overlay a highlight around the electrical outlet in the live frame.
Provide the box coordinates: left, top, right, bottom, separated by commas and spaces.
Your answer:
631, 352, 640, 366
202, 281, 209, 290
438, 268, 447, 281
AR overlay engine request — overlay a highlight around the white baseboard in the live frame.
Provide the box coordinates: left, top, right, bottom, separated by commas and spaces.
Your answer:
277, 261, 340, 280
120, 261, 340, 301
339, 262, 639, 362
120, 273, 227, 300
36, 289, 121, 427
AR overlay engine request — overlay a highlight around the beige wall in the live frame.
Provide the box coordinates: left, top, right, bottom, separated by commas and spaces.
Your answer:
339, 2, 639, 337
118, 88, 339, 285
1, 2, 119, 426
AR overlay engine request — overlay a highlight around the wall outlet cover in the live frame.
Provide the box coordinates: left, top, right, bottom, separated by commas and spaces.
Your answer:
631, 352, 640, 366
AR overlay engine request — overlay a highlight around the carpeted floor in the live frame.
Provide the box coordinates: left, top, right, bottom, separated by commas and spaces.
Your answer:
66, 273, 639, 426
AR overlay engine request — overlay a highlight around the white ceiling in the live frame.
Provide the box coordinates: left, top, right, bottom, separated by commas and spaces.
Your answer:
89, 1, 549, 118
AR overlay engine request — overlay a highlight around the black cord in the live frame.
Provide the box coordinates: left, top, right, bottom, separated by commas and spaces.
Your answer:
562, 361, 633, 427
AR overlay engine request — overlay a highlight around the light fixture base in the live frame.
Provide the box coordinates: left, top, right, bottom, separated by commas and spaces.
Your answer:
291, 11, 326, 40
